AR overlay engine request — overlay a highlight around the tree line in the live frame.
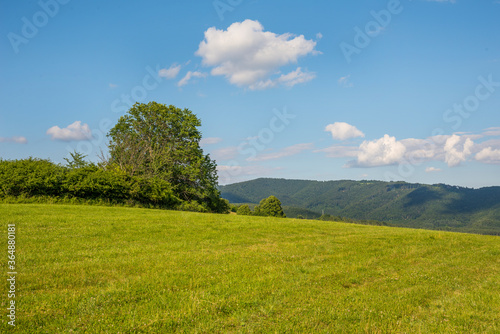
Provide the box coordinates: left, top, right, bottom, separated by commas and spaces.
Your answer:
0, 102, 229, 213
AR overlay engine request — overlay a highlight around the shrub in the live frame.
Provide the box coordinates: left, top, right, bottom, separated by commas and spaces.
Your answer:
237, 204, 252, 216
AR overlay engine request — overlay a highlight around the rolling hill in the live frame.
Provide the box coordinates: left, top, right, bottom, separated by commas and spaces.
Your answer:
220, 178, 500, 235
2, 204, 499, 332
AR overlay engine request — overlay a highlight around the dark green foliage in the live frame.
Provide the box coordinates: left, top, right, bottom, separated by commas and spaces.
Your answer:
236, 204, 252, 216
64, 165, 129, 201
282, 206, 322, 220
107, 102, 227, 213
129, 175, 180, 207
220, 178, 500, 235
254, 196, 286, 218
0, 102, 230, 214
0, 158, 65, 197
0, 158, 182, 210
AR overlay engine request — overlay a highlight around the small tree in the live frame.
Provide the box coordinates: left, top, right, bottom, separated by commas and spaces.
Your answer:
64, 151, 90, 169
255, 196, 286, 218
237, 204, 252, 216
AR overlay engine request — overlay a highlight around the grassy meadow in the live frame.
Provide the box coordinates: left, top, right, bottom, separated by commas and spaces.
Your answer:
1, 204, 499, 333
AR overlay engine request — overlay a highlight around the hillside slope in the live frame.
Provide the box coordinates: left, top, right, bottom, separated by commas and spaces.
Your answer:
1, 204, 499, 333
220, 178, 500, 235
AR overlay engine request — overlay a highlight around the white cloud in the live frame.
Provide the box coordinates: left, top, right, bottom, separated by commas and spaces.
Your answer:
46, 121, 92, 141
476, 138, 500, 152
443, 134, 474, 167
475, 147, 500, 164
325, 122, 365, 141
247, 67, 316, 90
349, 134, 406, 167
0, 136, 27, 144
196, 19, 317, 90
338, 74, 353, 88
400, 138, 441, 162
177, 71, 207, 87
249, 143, 313, 161
217, 165, 283, 184
211, 146, 239, 161
200, 137, 222, 145
108, 83, 118, 89
314, 145, 359, 158
277, 67, 316, 88
482, 127, 500, 137
425, 167, 442, 173
318, 128, 500, 168
159, 64, 181, 79
316, 32, 323, 40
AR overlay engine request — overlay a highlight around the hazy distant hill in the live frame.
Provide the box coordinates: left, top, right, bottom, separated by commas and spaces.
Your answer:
220, 178, 500, 235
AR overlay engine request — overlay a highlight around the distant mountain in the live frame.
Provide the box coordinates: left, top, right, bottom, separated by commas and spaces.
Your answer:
219, 178, 500, 235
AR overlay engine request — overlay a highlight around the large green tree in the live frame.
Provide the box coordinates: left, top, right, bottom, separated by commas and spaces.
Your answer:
107, 102, 226, 212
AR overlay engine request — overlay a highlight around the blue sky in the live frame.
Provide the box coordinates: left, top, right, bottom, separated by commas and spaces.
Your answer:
1, 0, 500, 188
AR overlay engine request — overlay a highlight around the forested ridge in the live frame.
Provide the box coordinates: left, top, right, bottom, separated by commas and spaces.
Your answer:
220, 178, 500, 235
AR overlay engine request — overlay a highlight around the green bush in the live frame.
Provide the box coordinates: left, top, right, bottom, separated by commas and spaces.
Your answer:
130, 176, 180, 207
0, 158, 220, 212
237, 204, 252, 216
0, 158, 65, 197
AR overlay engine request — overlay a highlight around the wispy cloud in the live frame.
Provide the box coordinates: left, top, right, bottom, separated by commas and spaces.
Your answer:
482, 127, 500, 137
314, 145, 358, 158
249, 68, 316, 90
425, 167, 442, 173
277, 68, 316, 88
338, 75, 354, 88
211, 146, 239, 161
159, 64, 181, 79
0, 136, 27, 144
249, 143, 314, 162
46, 121, 92, 141
200, 137, 223, 145
217, 165, 283, 184
177, 71, 207, 87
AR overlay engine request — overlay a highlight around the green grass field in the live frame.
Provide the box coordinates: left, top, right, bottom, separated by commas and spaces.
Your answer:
1, 204, 499, 333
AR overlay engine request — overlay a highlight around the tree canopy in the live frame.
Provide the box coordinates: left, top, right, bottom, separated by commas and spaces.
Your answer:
0, 102, 229, 213
254, 195, 286, 218
107, 102, 227, 212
